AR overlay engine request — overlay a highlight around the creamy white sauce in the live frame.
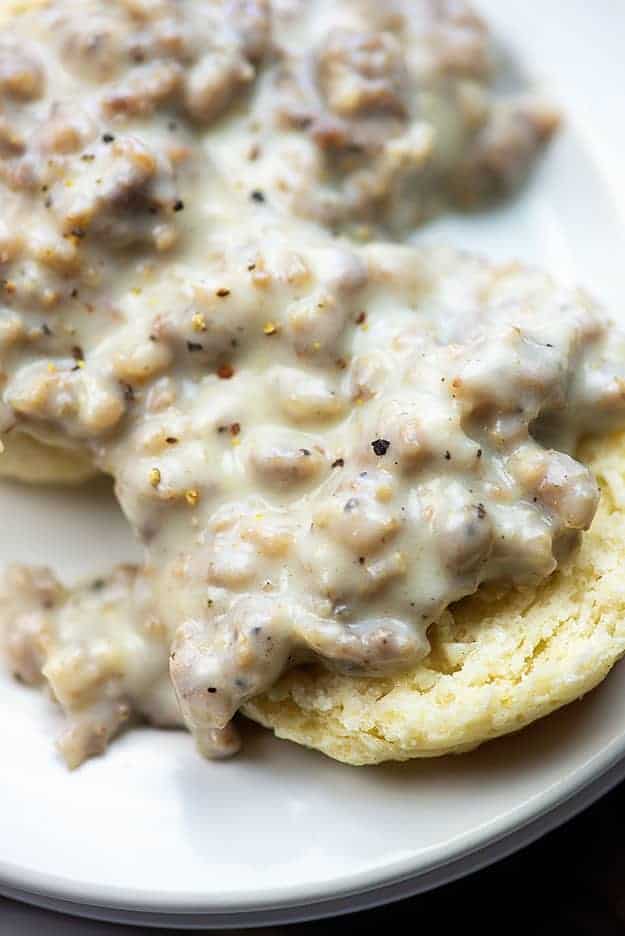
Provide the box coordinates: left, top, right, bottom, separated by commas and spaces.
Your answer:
1, 0, 619, 766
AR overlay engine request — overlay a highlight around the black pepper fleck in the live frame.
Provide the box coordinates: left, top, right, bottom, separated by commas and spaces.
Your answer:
173, 199, 184, 212
186, 341, 203, 352
331, 458, 344, 468
102, 133, 115, 143
371, 439, 390, 457
250, 190, 266, 203
444, 450, 451, 460
476, 503, 486, 519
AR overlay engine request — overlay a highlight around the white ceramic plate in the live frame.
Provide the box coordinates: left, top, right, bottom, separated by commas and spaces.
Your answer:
1, 0, 625, 928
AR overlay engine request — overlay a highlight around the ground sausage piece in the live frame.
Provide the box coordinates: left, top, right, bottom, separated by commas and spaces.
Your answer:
184, 50, 255, 124
249, 435, 326, 488
317, 29, 408, 119
0, 44, 45, 100
50, 136, 182, 250
103, 61, 184, 118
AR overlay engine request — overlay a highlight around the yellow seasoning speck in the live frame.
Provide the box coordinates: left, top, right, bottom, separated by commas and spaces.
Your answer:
185, 488, 200, 507
312, 341, 321, 352
231, 437, 241, 447
263, 321, 278, 336
149, 467, 161, 488
192, 313, 207, 332
47, 362, 57, 373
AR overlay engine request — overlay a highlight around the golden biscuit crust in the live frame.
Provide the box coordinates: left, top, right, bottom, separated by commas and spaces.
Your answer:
244, 431, 625, 764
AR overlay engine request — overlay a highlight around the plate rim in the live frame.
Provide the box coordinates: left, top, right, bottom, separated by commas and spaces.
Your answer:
2, 741, 625, 927
2, 0, 625, 922
2, 729, 625, 915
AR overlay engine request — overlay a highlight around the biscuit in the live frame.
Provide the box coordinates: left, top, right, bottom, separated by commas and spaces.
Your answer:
243, 430, 625, 764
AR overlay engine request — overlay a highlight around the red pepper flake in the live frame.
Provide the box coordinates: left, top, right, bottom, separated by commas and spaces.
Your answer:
165, 436, 179, 444
71, 345, 84, 361
356, 311, 367, 325
335, 357, 347, 370
230, 422, 241, 436
216, 288, 231, 298
371, 439, 390, 457
218, 363, 234, 379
